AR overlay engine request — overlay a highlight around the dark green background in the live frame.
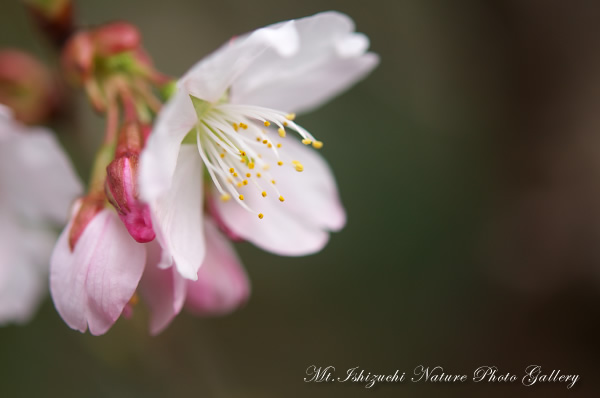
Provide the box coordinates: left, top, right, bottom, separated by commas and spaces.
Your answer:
2, 0, 600, 397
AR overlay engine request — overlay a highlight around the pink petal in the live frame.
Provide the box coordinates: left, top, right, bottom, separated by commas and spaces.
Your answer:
139, 241, 187, 335
185, 219, 250, 315
50, 209, 146, 335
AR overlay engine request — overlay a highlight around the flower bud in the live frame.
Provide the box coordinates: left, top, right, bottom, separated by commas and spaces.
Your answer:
91, 22, 141, 57
60, 31, 95, 85
105, 123, 155, 243
0, 49, 58, 124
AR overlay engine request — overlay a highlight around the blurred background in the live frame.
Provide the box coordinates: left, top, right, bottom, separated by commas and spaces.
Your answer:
2, 0, 600, 396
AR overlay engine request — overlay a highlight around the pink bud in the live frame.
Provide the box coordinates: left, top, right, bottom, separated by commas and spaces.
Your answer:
105, 123, 155, 243
92, 22, 141, 57
61, 31, 95, 84
0, 49, 58, 124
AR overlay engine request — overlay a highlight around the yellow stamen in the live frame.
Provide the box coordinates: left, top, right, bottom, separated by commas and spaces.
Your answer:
248, 162, 255, 170
232, 123, 239, 132
237, 182, 243, 188
277, 161, 283, 166
285, 113, 296, 121
271, 179, 276, 184
279, 195, 285, 202
233, 172, 238, 177
220, 153, 225, 158
221, 194, 231, 202
258, 213, 264, 219
263, 139, 268, 144
239, 194, 244, 200
292, 160, 304, 172
239, 122, 248, 129
277, 143, 282, 148
243, 180, 248, 185
264, 121, 270, 127
267, 143, 272, 148
262, 191, 267, 197
229, 168, 235, 173
312, 141, 323, 149
278, 128, 286, 137
256, 173, 262, 178
302, 138, 312, 145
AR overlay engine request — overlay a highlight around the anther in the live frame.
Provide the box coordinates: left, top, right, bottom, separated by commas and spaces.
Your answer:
302, 138, 312, 145
279, 196, 285, 202
278, 128, 286, 137
285, 113, 296, 121
258, 213, 264, 219
312, 141, 323, 149
221, 194, 231, 202
277, 161, 283, 166
264, 121, 270, 127
262, 191, 267, 197
239, 194, 244, 200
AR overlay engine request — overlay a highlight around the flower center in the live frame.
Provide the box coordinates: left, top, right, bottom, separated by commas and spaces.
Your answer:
189, 96, 323, 219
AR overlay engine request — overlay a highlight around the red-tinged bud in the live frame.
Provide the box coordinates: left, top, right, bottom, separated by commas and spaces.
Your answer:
23, 0, 74, 47
92, 22, 141, 57
105, 123, 155, 243
61, 31, 95, 84
0, 49, 58, 124
68, 195, 105, 251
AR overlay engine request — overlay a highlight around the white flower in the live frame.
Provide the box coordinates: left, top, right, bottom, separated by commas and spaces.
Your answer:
140, 11, 379, 279
0, 105, 82, 324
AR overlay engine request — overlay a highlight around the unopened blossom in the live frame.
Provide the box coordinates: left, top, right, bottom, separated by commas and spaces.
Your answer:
0, 105, 82, 324
140, 11, 379, 279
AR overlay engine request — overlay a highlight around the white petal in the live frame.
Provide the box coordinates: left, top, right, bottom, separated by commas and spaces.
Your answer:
149, 146, 205, 280
230, 11, 379, 113
180, 20, 299, 103
0, 211, 53, 325
212, 138, 345, 256
50, 209, 146, 335
139, 241, 187, 335
0, 122, 82, 224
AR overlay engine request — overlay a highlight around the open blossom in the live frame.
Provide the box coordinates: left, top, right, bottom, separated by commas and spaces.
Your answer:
50, 11, 377, 335
0, 105, 82, 324
140, 11, 379, 280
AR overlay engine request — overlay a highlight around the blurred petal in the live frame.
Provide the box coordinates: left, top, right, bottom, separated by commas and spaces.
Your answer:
185, 219, 250, 315
0, 113, 82, 224
139, 241, 187, 335
0, 211, 54, 325
50, 209, 146, 335
230, 11, 379, 113
149, 146, 205, 280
